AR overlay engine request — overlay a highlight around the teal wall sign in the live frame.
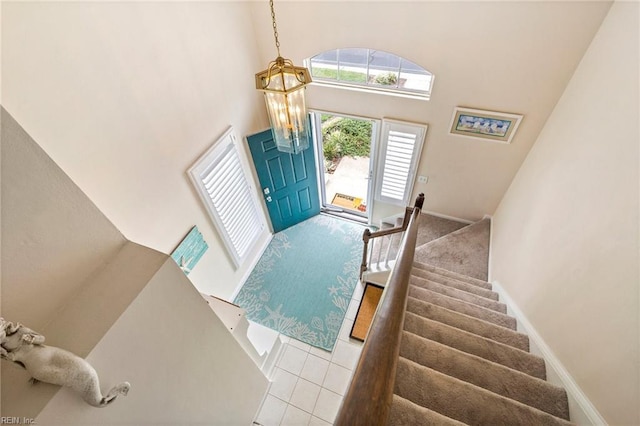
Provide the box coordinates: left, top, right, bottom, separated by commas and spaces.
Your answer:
171, 226, 208, 275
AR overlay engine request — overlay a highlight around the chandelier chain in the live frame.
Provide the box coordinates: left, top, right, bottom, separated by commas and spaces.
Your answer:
269, 0, 281, 57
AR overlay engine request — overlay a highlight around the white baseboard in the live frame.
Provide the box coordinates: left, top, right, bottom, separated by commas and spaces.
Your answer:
380, 210, 475, 227
379, 212, 405, 227
362, 268, 392, 287
492, 281, 606, 426
422, 209, 474, 224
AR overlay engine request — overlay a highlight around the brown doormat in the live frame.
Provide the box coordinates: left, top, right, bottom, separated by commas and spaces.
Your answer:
350, 282, 384, 341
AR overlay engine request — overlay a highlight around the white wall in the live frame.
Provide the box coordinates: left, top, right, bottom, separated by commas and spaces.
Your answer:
2, 2, 271, 299
2, 1, 613, 298
1, 108, 268, 422
35, 258, 268, 426
250, 1, 611, 223
1, 108, 126, 332
490, 2, 639, 424
0, 1, 3, 104
0, 6, 3, 414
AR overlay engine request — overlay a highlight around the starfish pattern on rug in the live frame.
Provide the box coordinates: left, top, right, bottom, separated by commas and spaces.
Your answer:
234, 214, 364, 351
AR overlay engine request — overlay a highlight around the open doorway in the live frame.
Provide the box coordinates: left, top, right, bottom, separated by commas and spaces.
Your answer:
311, 112, 378, 223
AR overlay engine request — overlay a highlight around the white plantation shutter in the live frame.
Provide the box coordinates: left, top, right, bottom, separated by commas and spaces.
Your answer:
375, 119, 427, 206
188, 127, 265, 268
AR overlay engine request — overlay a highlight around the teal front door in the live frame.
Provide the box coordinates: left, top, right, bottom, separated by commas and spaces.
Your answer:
247, 129, 320, 233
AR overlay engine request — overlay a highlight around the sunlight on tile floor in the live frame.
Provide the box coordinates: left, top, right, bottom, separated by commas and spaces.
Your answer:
254, 280, 367, 426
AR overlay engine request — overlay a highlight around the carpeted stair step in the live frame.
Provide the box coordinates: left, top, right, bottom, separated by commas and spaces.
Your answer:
410, 274, 507, 313
414, 261, 493, 290
406, 296, 529, 351
388, 394, 465, 426
399, 331, 570, 419
408, 285, 517, 330
413, 219, 491, 280
373, 213, 468, 265
394, 357, 573, 426
411, 266, 498, 300
415, 213, 469, 247
403, 312, 546, 379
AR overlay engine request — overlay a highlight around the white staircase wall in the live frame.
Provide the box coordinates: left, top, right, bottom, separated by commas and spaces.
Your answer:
2, 1, 271, 301
1, 107, 268, 423
489, 3, 639, 425
202, 293, 284, 379
1, 240, 167, 419
35, 258, 268, 425
1, 107, 127, 334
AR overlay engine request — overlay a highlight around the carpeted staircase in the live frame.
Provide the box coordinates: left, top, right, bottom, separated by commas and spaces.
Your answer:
375, 215, 573, 425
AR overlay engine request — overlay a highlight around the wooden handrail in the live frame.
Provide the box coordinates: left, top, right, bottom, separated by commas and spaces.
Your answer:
369, 207, 413, 239
336, 193, 424, 426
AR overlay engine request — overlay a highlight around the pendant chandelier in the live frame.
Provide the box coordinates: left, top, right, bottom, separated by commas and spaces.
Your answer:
255, 0, 312, 154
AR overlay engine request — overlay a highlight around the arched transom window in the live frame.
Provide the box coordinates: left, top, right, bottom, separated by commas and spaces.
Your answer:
306, 48, 433, 100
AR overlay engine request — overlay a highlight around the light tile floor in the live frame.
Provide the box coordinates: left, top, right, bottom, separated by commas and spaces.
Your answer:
254, 280, 367, 426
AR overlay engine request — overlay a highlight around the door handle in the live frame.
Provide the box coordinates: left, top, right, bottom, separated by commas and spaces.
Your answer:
266, 196, 272, 203
263, 187, 270, 195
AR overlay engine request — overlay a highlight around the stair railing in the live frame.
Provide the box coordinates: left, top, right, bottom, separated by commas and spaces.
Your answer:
360, 196, 422, 278
337, 193, 424, 426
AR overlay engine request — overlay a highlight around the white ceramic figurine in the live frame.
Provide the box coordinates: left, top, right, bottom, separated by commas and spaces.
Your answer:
0, 318, 130, 407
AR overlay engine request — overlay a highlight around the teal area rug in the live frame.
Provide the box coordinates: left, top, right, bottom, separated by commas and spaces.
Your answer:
234, 214, 364, 351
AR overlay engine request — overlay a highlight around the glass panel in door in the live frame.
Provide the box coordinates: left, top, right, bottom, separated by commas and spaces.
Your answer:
312, 112, 376, 221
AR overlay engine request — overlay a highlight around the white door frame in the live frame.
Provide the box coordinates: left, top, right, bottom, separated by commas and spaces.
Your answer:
309, 109, 380, 224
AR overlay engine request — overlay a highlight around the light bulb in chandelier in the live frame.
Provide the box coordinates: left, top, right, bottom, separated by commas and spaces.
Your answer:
255, 2, 312, 154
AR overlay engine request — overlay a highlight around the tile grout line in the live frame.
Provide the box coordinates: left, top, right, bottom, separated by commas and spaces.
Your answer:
257, 282, 366, 425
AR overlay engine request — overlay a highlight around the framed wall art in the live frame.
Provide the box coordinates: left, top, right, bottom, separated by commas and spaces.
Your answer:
449, 107, 523, 144
171, 226, 208, 275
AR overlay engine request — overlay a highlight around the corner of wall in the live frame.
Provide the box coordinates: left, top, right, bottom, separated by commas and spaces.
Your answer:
1, 242, 167, 419
485, 214, 494, 283
35, 257, 269, 425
